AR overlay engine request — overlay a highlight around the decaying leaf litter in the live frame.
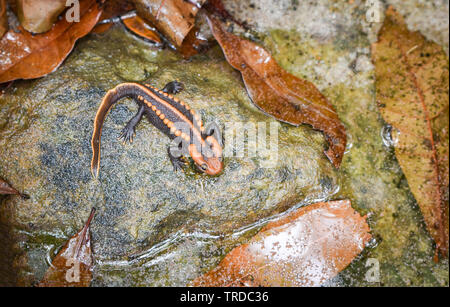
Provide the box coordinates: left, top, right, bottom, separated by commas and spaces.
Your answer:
38, 208, 95, 287
0, 0, 448, 288
372, 6, 449, 259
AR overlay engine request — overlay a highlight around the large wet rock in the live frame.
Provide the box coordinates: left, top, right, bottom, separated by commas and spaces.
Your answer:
0, 22, 337, 285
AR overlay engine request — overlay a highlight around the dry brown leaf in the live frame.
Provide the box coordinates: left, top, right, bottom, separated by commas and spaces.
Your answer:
131, 0, 206, 47
0, 0, 7, 38
372, 6, 449, 258
0, 0, 102, 83
207, 15, 347, 168
0, 177, 28, 198
38, 208, 96, 287
16, 0, 66, 34
191, 200, 371, 287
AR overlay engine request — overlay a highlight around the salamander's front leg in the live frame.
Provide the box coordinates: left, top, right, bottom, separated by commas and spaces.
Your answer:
167, 146, 187, 172
119, 105, 145, 144
162, 81, 184, 94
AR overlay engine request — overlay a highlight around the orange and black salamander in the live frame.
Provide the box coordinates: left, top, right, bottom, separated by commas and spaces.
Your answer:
91, 81, 223, 177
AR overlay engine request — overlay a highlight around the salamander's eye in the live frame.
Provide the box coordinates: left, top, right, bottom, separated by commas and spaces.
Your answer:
200, 163, 208, 171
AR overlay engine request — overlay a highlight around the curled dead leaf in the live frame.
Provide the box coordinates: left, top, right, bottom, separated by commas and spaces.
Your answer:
0, 0, 7, 38
131, 0, 206, 47
16, 0, 66, 34
207, 15, 347, 168
122, 14, 162, 45
372, 6, 449, 258
91, 21, 113, 34
99, 0, 135, 21
91, 0, 135, 33
191, 200, 371, 287
38, 208, 96, 287
176, 25, 211, 59
0, 0, 102, 83
122, 11, 210, 59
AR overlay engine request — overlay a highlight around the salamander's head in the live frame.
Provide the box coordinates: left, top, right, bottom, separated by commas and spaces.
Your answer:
189, 136, 223, 176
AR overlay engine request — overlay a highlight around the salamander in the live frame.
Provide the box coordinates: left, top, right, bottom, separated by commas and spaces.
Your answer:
91, 81, 223, 177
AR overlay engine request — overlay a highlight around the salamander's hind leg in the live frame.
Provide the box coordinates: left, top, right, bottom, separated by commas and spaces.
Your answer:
162, 81, 184, 94
167, 146, 187, 172
119, 105, 145, 144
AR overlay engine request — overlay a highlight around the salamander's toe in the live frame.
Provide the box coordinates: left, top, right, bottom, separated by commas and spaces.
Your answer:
118, 125, 135, 144
162, 81, 184, 94
171, 81, 184, 94
167, 146, 187, 172
171, 158, 186, 172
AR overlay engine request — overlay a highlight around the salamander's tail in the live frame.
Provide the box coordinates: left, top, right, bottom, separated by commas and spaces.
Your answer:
91, 84, 132, 178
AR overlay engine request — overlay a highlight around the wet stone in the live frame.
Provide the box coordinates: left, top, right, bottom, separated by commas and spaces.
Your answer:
0, 24, 337, 285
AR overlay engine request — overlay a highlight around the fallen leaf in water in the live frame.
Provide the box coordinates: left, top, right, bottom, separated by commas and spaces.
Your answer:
207, 15, 347, 168
176, 25, 211, 59
91, 0, 135, 34
91, 21, 113, 34
16, 0, 66, 34
122, 11, 209, 58
0, 0, 7, 38
38, 208, 96, 287
191, 200, 371, 287
122, 14, 162, 44
372, 6, 449, 258
131, 0, 206, 46
100, 0, 134, 21
0, 0, 102, 84
0, 178, 28, 198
